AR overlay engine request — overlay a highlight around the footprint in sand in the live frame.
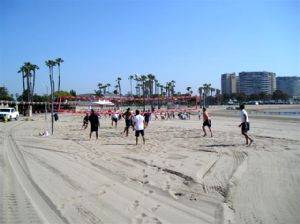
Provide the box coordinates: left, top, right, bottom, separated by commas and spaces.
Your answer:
152, 217, 163, 224
142, 170, 149, 185
130, 200, 140, 211
132, 214, 162, 224
150, 204, 161, 212
163, 181, 171, 191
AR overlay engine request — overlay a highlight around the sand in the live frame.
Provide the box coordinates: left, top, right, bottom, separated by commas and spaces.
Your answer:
1, 105, 300, 224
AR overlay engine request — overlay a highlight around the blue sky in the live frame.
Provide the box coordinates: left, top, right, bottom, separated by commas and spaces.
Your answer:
0, 0, 299, 96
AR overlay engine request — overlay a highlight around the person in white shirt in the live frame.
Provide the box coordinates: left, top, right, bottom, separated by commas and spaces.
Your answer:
239, 104, 254, 145
111, 108, 119, 128
132, 110, 145, 145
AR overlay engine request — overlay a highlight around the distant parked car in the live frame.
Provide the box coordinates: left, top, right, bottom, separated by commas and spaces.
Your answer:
0, 108, 19, 121
226, 106, 235, 110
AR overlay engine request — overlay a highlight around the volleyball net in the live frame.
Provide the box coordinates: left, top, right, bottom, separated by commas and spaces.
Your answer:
57, 95, 200, 114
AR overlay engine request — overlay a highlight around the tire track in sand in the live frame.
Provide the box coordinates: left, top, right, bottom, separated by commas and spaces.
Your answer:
2, 121, 68, 224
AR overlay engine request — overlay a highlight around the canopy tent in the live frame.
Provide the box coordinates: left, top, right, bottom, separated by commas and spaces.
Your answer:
91, 100, 114, 106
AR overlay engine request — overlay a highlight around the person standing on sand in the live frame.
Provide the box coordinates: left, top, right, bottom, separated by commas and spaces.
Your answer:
122, 108, 132, 137
202, 108, 213, 137
239, 104, 254, 145
111, 108, 119, 128
82, 113, 89, 129
89, 109, 100, 140
144, 109, 151, 128
132, 110, 145, 145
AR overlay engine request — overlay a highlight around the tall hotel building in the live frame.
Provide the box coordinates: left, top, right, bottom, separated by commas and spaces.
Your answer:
277, 76, 300, 97
221, 73, 239, 94
239, 72, 276, 95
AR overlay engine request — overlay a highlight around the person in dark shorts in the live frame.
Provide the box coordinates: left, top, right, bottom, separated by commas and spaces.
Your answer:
82, 113, 89, 129
144, 109, 151, 128
111, 108, 119, 128
239, 104, 254, 145
202, 108, 213, 137
54, 112, 59, 121
122, 108, 132, 137
88, 109, 100, 140
132, 110, 145, 145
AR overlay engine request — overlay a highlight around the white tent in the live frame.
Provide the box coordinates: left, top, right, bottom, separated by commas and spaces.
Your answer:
92, 100, 114, 106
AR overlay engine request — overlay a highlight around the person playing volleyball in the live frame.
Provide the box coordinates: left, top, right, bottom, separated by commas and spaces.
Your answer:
132, 110, 145, 145
202, 108, 213, 137
122, 108, 132, 137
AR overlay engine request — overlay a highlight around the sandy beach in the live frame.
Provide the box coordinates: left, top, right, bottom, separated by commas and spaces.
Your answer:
1, 105, 300, 224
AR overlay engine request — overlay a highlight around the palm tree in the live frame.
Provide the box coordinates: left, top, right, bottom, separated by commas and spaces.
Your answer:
135, 84, 140, 97
210, 87, 215, 97
55, 58, 64, 92
159, 84, 164, 96
216, 89, 221, 104
198, 87, 203, 107
116, 77, 122, 97
45, 59, 56, 134
114, 85, 119, 95
17, 62, 38, 115
31, 64, 39, 98
170, 80, 176, 96
134, 74, 142, 96
198, 87, 203, 97
96, 83, 103, 96
147, 74, 155, 98
202, 83, 211, 107
210, 87, 215, 105
140, 75, 147, 98
45, 60, 56, 93
18, 66, 26, 98
106, 83, 111, 93
186, 87, 192, 96
23, 62, 32, 102
154, 79, 158, 95
128, 75, 134, 97
166, 82, 173, 97
102, 83, 110, 95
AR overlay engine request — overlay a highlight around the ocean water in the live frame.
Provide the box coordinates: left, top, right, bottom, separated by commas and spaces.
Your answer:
267, 111, 300, 116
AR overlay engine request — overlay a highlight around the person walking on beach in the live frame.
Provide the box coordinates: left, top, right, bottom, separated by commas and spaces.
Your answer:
82, 113, 89, 129
89, 109, 100, 140
202, 108, 213, 137
132, 110, 145, 145
122, 108, 132, 137
239, 104, 254, 145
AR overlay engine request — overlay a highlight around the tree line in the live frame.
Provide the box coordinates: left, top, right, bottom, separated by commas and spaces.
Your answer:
95, 74, 219, 102
16, 58, 67, 103
0, 61, 292, 107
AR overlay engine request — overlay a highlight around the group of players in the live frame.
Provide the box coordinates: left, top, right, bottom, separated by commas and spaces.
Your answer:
82, 108, 149, 144
82, 104, 253, 146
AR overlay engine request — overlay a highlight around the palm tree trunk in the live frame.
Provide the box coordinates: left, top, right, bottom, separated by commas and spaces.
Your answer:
50, 66, 54, 135
22, 72, 25, 96
30, 75, 32, 102
32, 70, 35, 101
143, 82, 146, 111
58, 65, 61, 92
130, 79, 132, 97
26, 75, 30, 102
